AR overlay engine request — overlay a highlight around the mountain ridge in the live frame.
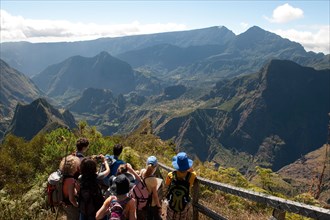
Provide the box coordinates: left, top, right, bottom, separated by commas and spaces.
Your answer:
277, 143, 330, 203
5, 98, 76, 140
2, 25, 327, 78
32, 51, 136, 97
155, 59, 330, 170
0, 59, 42, 139
1, 26, 236, 76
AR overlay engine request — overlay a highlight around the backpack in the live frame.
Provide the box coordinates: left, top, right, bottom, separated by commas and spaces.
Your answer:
166, 171, 191, 212
129, 178, 151, 211
46, 170, 64, 212
109, 197, 131, 220
79, 176, 105, 217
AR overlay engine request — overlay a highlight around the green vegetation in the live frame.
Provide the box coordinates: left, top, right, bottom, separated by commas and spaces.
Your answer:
218, 96, 241, 112
0, 121, 323, 219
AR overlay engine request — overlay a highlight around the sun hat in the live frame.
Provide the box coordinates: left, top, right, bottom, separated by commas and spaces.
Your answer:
172, 152, 193, 171
123, 172, 136, 186
110, 174, 133, 195
147, 156, 158, 166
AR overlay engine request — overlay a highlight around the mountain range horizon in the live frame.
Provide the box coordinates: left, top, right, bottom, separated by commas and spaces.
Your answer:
1, 25, 328, 76
1, 25, 329, 55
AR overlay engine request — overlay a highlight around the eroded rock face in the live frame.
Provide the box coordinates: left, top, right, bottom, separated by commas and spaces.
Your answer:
157, 60, 330, 171
6, 98, 76, 140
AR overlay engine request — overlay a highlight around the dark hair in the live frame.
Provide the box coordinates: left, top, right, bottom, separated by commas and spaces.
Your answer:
80, 158, 97, 175
113, 144, 123, 156
76, 138, 89, 151
116, 164, 127, 175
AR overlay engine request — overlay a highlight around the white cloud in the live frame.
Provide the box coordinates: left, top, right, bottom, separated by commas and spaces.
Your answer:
1, 9, 328, 54
0, 10, 187, 43
265, 3, 304, 23
272, 25, 330, 54
240, 22, 249, 30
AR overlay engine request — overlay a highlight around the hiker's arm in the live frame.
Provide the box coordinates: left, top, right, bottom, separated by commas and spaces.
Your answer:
152, 185, 162, 208
126, 163, 141, 182
68, 181, 78, 207
128, 199, 137, 220
97, 154, 110, 178
96, 196, 112, 220
74, 180, 80, 194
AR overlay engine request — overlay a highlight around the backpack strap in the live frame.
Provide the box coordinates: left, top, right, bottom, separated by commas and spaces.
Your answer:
142, 176, 151, 191
166, 171, 191, 195
184, 172, 191, 183
62, 174, 74, 179
166, 171, 176, 198
172, 171, 177, 181
143, 177, 153, 206
172, 171, 191, 183
120, 197, 131, 206
111, 197, 131, 206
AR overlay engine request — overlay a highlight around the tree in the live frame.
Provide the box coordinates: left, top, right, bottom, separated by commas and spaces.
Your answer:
255, 166, 275, 191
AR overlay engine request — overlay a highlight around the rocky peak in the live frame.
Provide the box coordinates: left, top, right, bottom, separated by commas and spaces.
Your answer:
5, 98, 76, 140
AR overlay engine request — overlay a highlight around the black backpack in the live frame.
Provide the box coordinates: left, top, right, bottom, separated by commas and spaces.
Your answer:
166, 171, 191, 212
79, 176, 105, 217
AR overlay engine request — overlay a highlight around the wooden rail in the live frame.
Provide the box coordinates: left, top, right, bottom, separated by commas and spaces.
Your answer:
158, 162, 330, 220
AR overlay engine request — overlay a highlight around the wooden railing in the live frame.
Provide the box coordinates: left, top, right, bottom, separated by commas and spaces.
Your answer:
158, 162, 330, 220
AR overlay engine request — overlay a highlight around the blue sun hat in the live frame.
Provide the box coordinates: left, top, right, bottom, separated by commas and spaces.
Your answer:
172, 152, 193, 171
147, 156, 158, 166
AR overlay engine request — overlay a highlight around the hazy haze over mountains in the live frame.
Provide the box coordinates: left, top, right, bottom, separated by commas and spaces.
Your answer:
1, 26, 234, 77
1, 26, 327, 79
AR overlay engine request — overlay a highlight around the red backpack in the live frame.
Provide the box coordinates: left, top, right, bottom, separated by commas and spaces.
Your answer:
46, 170, 64, 212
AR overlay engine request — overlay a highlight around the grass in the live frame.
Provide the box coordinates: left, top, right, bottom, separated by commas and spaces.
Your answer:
218, 96, 241, 112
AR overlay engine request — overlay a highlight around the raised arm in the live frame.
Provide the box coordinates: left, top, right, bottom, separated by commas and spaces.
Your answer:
96, 196, 112, 220
68, 179, 78, 207
128, 198, 137, 220
152, 183, 162, 208
97, 154, 110, 179
126, 163, 142, 182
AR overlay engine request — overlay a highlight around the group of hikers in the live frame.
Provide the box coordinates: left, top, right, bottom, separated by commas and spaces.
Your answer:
54, 137, 197, 220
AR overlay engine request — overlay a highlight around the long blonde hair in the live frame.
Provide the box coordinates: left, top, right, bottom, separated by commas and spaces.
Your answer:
142, 164, 157, 179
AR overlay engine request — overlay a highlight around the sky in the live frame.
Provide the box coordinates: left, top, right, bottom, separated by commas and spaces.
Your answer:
1, 1, 329, 54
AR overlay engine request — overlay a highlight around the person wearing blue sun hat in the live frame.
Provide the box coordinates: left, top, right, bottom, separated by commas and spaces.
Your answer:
165, 152, 197, 220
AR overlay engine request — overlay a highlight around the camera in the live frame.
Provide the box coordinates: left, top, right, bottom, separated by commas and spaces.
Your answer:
92, 155, 103, 162
105, 156, 115, 166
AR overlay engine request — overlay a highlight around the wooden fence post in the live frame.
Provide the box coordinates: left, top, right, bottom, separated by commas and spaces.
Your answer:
192, 179, 200, 220
270, 209, 286, 220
